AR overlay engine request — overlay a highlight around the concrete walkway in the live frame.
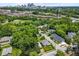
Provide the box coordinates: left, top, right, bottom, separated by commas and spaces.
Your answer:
38, 42, 45, 54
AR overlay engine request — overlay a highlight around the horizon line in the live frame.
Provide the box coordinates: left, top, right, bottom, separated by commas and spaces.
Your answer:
0, 3, 79, 7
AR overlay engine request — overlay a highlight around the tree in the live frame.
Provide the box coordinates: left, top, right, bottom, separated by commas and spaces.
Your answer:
27, 3, 35, 8
56, 29, 66, 38
29, 51, 38, 56
32, 11, 39, 15
11, 25, 38, 51
73, 34, 79, 46
0, 16, 6, 23
65, 38, 71, 44
0, 23, 13, 37
7, 16, 17, 22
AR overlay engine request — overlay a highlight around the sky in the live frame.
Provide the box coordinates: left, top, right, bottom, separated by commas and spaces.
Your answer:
0, 0, 79, 7
0, 3, 79, 7
0, 0, 79, 3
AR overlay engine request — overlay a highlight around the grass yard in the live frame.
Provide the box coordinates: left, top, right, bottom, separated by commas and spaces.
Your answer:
55, 40, 60, 44
56, 50, 65, 56
1, 44, 11, 48
43, 45, 54, 52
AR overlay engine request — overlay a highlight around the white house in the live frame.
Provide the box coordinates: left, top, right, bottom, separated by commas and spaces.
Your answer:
0, 36, 12, 46
1, 47, 12, 56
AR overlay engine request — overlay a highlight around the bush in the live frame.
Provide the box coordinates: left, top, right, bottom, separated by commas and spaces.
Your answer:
21, 44, 40, 56
29, 51, 38, 56
56, 29, 66, 38
32, 11, 39, 15
56, 50, 65, 56
40, 36, 45, 41
0, 47, 2, 55
12, 48, 22, 56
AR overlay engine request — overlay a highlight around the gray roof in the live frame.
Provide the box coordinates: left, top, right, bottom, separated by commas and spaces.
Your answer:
41, 40, 51, 46
52, 34, 65, 42
0, 36, 12, 43
68, 32, 76, 39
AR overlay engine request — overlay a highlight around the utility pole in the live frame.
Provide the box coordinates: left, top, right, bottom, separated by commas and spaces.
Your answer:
57, 7, 60, 20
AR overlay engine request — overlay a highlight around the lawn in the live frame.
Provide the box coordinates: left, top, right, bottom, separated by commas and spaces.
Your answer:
43, 45, 54, 52
39, 36, 45, 42
12, 48, 22, 56
56, 50, 65, 56
1, 44, 11, 48
55, 40, 60, 44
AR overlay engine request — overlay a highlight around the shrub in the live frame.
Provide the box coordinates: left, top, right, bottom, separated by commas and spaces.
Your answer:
12, 48, 22, 56
56, 50, 65, 56
32, 11, 39, 15
29, 51, 38, 56
0, 47, 2, 55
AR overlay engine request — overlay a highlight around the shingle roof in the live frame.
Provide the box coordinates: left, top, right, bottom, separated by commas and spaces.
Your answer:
0, 36, 12, 43
52, 34, 64, 42
41, 40, 51, 46
68, 32, 76, 38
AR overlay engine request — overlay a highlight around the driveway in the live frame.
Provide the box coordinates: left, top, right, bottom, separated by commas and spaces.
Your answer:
42, 50, 57, 56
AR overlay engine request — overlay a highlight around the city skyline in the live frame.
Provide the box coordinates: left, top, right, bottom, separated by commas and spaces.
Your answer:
0, 3, 79, 7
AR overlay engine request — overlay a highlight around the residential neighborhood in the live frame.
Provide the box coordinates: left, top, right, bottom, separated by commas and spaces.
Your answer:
0, 3, 79, 56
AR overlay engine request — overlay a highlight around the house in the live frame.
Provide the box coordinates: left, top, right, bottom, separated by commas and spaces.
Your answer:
56, 42, 68, 51
0, 36, 12, 45
41, 40, 51, 46
0, 9, 11, 14
68, 32, 76, 39
71, 18, 79, 23
52, 33, 65, 42
59, 42, 68, 47
1, 47, 12, 56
